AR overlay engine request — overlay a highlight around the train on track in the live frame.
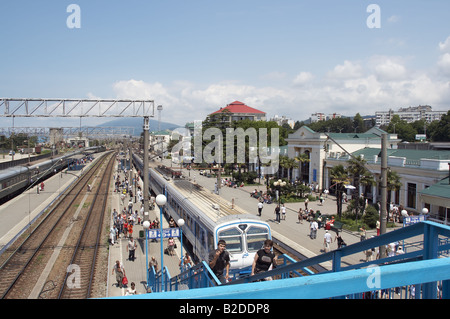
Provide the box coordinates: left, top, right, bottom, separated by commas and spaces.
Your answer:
0, 146, 106, 203
132, 153, 272, 274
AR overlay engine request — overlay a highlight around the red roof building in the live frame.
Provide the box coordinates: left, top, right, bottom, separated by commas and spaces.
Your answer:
209, 101, 266, 123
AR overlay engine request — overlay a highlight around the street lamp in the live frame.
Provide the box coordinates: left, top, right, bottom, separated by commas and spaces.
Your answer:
143, 220, 151, 289
273, 179, 286, 205
155, 194, 167, 291
421, 207, 429, 215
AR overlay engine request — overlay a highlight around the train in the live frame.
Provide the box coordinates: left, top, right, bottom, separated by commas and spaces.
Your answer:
132, 153, 272, 273
0, 146, 106, 203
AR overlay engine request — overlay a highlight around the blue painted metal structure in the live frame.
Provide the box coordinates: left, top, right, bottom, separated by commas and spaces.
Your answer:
109, 221, 450, 299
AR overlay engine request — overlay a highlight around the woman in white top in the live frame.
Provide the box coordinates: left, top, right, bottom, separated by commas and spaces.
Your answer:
126, 282, 137, 295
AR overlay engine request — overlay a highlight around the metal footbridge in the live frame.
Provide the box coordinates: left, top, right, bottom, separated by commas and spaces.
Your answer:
114, 221, 450, 299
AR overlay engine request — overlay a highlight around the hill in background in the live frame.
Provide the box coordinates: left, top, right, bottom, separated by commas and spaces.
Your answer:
98, 117, 181, 136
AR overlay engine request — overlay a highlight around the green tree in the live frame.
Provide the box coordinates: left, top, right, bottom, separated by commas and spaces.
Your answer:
431, 110, 450, 142
330, 165, 349, 218
353, 113, 364, 133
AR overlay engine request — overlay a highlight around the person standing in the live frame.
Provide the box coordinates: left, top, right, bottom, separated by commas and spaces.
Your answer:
257, 201, 263, 216
110, 225, 117, 245
112, 260, 126, 288
208, 239, 230, 284
323, 230, 332, 252
274, 205, 281, 224
251, 239, 277, 281
167, 237, 175, 256
281, 204, 286, 220
297, 208, 303, 224
127, 237, 137, 261
310, 219, 318, 239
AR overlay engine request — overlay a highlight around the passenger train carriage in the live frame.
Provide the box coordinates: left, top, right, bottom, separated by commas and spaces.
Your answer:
133, 154, 272, 273
0, 146, 105, 202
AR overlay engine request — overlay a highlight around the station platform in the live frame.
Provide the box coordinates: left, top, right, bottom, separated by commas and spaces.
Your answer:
0, 154, 100, 254
106, 162, 184, 297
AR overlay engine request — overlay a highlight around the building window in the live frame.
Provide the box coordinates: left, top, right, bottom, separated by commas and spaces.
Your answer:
407, 183, 416, 209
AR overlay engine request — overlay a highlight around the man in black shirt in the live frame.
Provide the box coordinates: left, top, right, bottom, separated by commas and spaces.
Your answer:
208, 239, 230, 284
251, 239, 277, 280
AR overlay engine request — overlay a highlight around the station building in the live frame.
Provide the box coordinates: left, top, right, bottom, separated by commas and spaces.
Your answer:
285, 125, 400, 191
208, 101, 266, 123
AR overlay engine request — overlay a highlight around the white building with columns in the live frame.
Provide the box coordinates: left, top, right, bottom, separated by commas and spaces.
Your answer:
286, 126, 400, 190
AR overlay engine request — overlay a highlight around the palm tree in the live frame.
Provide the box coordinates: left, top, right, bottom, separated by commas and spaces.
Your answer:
330, 165, 349, 218
347, 155, 369, 221
386, 169, 402, 222
280, 156, 298, 181
294, 152, 310, 182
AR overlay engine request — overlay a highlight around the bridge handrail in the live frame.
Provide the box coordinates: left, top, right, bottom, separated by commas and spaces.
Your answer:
149, 261, 221, 292
228, 221, 450, 285
146, 221, 450, 298
137, 256, 450, 299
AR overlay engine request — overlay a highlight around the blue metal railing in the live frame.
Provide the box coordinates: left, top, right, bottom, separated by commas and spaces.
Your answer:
138, 221, 450, 299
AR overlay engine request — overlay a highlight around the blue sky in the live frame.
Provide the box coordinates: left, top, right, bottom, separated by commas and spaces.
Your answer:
1, 0, 450, 127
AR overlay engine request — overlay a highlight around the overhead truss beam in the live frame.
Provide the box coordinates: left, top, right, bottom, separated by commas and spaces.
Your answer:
0, 126, 136, 138
0, 98, 155, 118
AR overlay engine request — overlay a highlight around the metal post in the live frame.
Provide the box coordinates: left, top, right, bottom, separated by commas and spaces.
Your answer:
143, 117, 150, 222
160, 205, 164, 291
379, 133, 388, 258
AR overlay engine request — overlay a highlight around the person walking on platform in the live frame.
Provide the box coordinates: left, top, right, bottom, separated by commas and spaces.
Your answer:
112, 260, 126, 288
208, 239, 230, 284
274, 205, 281, 224
110, 225, 117, 245
257, 202, 263, 216
310, 219, 318, 239
297, 208, 304, 224
323, 230, 332, 252
127, 237, 137, 261
251, 239, 277, 281
281, 204, 286, 220
149, 256, 158, 272
167, 237, 175, 256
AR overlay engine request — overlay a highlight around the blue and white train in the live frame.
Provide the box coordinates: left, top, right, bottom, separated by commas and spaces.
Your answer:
133, 154, 272, 273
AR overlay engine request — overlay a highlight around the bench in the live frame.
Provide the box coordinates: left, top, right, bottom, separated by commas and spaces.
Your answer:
330, 221, 344, 233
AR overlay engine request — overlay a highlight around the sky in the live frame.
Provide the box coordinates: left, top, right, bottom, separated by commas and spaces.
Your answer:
1, 0, 450, 128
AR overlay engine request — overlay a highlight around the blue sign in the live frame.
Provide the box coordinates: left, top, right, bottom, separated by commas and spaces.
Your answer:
146, 227, 180, 239
403, 215, 427, 227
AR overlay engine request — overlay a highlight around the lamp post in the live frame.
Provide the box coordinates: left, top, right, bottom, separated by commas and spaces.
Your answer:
273, 179, 286, 205
143, 220, 150, 289
177, 218, 185, 271
155, 194, 167, 291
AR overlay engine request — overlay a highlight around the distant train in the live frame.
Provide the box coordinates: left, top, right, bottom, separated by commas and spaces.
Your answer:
0, 146, 105, 203
133, 153, 272, 273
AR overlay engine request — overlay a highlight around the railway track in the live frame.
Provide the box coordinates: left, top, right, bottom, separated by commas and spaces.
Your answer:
0, 151, 115, 299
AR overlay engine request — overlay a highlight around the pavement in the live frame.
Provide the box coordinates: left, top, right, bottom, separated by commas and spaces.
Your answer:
154, 159, 405, 268
106, 159, 185, 297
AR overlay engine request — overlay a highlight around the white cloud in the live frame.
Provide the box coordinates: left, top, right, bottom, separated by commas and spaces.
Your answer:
326, 60, 363, 79
373, 58, 407, 81
387, 15, 400, 23
437, 53, 450, 76
293, 72, 313, 86
103, 38, 450, 126
439, 36, 450, 53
